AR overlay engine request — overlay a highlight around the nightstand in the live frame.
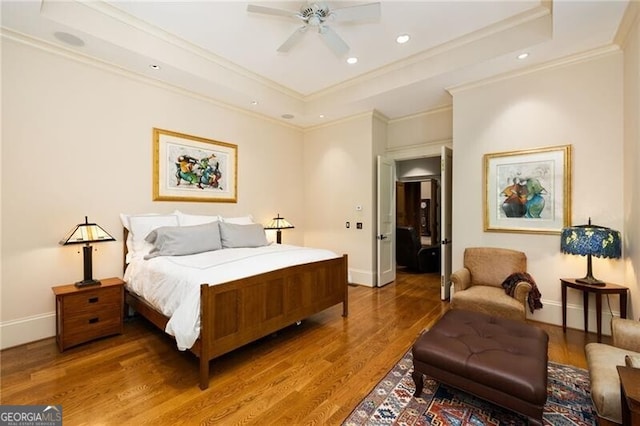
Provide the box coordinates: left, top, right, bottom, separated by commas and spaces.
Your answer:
52, 277, 125, 352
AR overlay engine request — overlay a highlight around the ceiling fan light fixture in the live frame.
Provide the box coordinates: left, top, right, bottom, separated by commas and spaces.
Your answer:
396, 34, 410, 44
347, 57, 358, 65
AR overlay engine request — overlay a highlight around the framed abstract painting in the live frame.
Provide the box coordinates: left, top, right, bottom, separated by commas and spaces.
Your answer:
153, 128, 237, 203
484, 145, 571, 234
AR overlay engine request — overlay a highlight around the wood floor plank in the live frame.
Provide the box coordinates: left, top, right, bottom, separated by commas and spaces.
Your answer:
1, 270, 600, 425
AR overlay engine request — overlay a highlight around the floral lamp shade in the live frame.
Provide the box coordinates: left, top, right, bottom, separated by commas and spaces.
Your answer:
560, 219, 621, 285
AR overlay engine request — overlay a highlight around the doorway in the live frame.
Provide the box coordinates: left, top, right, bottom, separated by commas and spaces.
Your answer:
396, 180, 439, 247
396, 179, 441, 274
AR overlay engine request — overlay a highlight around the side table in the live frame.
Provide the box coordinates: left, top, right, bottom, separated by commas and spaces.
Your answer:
560, 278, 628, 343
617, 366, 640, 426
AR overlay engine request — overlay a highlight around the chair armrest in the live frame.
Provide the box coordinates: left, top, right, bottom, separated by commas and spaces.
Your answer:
612, 317, 640, 352
451, 268, 471, 292
512, 281, 533, 305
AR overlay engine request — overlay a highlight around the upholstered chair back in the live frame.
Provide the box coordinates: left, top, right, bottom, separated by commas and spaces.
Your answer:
464, 247, 527, 288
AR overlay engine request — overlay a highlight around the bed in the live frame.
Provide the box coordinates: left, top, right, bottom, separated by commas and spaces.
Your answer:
121, 212, 348, 390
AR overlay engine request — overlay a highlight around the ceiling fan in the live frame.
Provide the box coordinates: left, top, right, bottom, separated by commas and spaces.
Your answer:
247, 2, 381, 57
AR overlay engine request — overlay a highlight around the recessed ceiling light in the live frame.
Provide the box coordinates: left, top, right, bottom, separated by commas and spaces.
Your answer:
251, 100, 258, 106
346, 57, 358, 65
319, 114, 325, 118
281, 113, 295, 120
396, 34, 410, 44
517, 52, 529, 60
149, 64, 161, 70
53, 32, 85, 47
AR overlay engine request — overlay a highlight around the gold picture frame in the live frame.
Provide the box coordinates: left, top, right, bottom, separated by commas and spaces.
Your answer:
484, 144, 571, 234
153, 128, 237, 203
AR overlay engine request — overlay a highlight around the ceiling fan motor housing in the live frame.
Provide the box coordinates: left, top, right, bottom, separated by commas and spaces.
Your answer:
300, 3, 331, 26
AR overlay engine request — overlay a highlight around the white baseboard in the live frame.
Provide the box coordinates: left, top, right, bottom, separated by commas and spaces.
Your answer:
528, 298, 622, 336
0, 294, 622, 350
349, 268, 375, 287
0, 312, 56, 350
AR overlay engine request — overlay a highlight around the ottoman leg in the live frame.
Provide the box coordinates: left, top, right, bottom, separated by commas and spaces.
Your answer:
412, 370, 424, 397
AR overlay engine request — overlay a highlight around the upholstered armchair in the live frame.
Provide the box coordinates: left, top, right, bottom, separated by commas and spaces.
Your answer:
585, 318, 640, 425
450, 247, 532, 321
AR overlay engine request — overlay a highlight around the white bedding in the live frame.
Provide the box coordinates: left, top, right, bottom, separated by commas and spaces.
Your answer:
124, 244, 340, 350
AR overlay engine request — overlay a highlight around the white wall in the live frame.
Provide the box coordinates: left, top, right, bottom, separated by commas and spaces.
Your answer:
303, 114, 376, 286
622, 4, 640, 320
1, 37, 306, 348
451, 51, 627, 332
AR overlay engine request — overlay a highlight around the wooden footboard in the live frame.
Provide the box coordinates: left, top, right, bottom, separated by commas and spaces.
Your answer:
125, 254, 348, 390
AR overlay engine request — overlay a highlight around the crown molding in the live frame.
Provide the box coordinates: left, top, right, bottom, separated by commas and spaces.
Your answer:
447, 44, 620, 96
388, 105, 453, 125
306, 1, 552, 101
614, 0, 639, 49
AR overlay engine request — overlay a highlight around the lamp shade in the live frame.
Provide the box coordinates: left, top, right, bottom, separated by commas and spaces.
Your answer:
560, 223, 621, 259
264, 214, 294, 231
560, 219, 621, 285
264, 214, 294, 244
60, 216, 116, 245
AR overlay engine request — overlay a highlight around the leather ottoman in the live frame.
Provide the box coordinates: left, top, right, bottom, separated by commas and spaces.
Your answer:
412, 309, 549, 425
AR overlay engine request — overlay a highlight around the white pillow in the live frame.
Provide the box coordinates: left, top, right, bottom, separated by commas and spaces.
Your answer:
121, 213, 179, 262
174, 210, 220, 226
221, 215, 254, 225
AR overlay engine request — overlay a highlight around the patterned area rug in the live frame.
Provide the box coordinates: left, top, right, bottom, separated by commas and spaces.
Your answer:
343, 350, 595, 425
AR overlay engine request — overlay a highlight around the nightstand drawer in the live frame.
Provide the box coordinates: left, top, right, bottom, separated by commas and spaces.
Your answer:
60, 313, 122, 348
62, 286, 121, 317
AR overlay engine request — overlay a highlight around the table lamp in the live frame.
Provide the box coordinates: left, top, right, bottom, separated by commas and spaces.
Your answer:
264, 214, 294, 244
560, 218, 621, 286
60, 216, 116, 287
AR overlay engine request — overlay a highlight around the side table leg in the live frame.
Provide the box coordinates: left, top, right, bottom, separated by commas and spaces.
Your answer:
583, 291, 589, 334
596, 293, 603, 343
562, 282, 567, 332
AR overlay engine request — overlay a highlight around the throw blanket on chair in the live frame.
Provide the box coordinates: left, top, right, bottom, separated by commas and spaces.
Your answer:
502, 272, 543, 313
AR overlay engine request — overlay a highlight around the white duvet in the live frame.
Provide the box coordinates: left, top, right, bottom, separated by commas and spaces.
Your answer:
124, 244, 340, 350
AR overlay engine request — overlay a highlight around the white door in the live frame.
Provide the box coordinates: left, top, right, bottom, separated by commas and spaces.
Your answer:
440, 146, 453, 300
376, 156, 395, 287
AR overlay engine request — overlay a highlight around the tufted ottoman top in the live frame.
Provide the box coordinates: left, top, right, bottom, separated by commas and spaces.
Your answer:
412, 309, 549, 404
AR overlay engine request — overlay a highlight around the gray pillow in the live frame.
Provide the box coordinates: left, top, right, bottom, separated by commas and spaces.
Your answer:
144, 222, 222, 259
219, 222, 268, 248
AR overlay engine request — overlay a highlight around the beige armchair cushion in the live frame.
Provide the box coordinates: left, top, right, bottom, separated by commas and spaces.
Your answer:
450, 247, 531, 321
585, 317, 640, 424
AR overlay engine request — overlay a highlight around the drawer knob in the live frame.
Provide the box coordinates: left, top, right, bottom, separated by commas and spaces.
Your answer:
88, 297, 99, 303
88, 317, 99, 324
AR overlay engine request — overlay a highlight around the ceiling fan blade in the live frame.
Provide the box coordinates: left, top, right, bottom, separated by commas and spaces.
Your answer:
247, 4, 299, 19
277, 26, 307, 53
319, 26, 349, 57
332, 2, 381, 23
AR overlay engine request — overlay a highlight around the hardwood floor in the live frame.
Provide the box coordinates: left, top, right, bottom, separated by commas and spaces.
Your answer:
1, 270, 602, 425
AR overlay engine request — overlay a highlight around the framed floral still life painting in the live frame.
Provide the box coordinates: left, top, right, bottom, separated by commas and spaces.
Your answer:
153, 128, 237, 203
484, 145, 571, 234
